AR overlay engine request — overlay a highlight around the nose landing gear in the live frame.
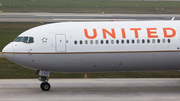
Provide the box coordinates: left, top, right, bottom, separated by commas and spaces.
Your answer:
37, 70, 51, 91
39, 76, 51, 91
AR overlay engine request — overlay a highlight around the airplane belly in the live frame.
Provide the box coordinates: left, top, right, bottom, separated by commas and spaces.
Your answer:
39, 52, 180, 72
13, 54, 43, 70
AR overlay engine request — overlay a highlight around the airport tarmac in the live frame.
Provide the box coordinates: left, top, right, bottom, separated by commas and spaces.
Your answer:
0, 78, 179, 101
0, 13, 180, 22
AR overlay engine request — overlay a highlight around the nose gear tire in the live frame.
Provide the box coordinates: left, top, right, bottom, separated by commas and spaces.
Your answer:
40, 82, 51, 91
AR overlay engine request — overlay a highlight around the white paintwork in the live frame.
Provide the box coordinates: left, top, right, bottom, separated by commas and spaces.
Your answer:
2, 21, 180, 72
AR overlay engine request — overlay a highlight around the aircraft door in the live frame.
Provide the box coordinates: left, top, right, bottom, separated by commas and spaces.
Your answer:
56, 34, 66, 53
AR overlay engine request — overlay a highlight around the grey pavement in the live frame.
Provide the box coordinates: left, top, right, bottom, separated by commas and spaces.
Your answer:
0, 78, 180, 101
0, 13, 180, 22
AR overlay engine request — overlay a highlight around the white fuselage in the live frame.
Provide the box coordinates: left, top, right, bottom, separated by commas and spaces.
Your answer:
2, 21, 180, 72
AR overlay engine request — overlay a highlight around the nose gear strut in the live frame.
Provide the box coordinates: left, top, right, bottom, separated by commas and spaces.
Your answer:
37, 70, 51, 91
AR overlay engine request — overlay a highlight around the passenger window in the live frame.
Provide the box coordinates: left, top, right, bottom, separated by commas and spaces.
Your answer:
162, 39, 165, 43
147, 39, 150, 43
14, 37, 23, 42
157, 39, 160, 43
101, 40, 104, 44
111, 40, 114, 44
95, 40, 98, 44
28, 37, 34, 43
85, 40, 88, 44
121, 40, 124, 44
168, 39, 171, 43
90, 40, 93, 44
142, 39, 145, 43
152, 39, 155, 43
74, 40, 77, 44
132, 39, 135, 44
21, 37, 28, 43
137, 39, 140, 44
116, 40, 119, 44
127, 40, 129, 44
80, 40, 83, 44
106, 40, 109, 44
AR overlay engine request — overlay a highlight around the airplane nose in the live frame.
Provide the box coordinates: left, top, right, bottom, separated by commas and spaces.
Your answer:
2, 43, 14, 61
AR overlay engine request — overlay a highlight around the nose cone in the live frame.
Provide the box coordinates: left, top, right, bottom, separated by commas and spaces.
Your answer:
2, 43, 14, 61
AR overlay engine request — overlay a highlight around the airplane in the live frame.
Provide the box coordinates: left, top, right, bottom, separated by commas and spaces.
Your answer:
2, 21, 180, 91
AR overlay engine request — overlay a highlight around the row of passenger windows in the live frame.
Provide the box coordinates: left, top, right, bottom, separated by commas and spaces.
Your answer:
74, 39, 171, 45
14, 36, 34, 44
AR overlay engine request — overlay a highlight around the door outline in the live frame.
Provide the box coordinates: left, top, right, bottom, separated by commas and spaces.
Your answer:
55, 34, 66, 53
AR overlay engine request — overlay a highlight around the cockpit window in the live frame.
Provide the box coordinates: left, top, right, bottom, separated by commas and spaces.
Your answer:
14, 36, 34, 44
28, 37, 34, 43
21, 37, 29, 43
14, 37, 23, 42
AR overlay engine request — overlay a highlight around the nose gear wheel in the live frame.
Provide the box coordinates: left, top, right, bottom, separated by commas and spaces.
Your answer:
38, 76, 51, 91
40, 82, 51, 91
